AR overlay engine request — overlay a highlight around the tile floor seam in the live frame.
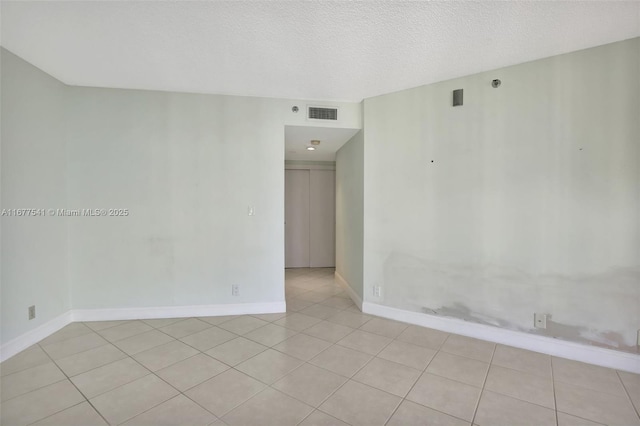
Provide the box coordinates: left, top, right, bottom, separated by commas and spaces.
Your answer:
383, 339, 445, 426
616, 370, 640, 420
144, 369, 223, 424
37, 338, 113, 362
551, 354, 559, 426
36, 339, 112, 426
470, 341, 497, 426
0, 376, 69, 404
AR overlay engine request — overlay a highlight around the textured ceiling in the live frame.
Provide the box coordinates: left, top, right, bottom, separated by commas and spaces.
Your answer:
1, 1, 638, 102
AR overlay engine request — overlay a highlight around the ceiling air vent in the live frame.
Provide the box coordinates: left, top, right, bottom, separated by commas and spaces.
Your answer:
308, 106, 338, 121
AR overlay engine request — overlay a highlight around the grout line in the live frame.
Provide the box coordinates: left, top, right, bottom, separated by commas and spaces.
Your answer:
616, 370, 640, 420
470, 342, 496, 425
551, 356, 559, 426
36, 342, 112, 426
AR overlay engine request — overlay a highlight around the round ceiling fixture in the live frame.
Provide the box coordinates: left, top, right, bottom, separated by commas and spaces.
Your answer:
310, 140, 321, 146
306, 146, 316, 151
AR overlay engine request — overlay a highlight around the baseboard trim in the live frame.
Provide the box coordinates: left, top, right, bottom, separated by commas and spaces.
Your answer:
335, 271, 363, 310
363, 302, 640, 374
1, 302, 286, 362
0, 311, 74, 362
72, 302, 286, 322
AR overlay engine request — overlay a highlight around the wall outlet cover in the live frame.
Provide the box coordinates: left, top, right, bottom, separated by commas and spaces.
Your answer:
534, 313, 548, 329
28, 305, 36, 320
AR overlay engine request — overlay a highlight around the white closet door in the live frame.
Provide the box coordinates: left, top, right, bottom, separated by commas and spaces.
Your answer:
285, 170, 310, 268
310, 170, 336, 267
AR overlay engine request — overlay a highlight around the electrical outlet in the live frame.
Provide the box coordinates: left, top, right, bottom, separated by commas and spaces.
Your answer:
232, 284, 239, 296
373, 286, 381, 298
28, 305, 36, 320
534, 313, 547, 329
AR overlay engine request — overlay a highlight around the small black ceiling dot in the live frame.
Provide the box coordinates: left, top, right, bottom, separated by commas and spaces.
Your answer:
431, 160, 434, 163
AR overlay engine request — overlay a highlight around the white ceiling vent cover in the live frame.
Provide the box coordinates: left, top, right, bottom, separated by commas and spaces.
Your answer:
308, 106, 338, 121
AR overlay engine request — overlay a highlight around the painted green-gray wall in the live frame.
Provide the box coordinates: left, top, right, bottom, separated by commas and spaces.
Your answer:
1, 49, 70, 344
336, 129, 364, 300
363, 38, 640, 351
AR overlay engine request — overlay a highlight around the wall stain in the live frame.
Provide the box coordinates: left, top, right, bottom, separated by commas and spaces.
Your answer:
380, 252, 639, 353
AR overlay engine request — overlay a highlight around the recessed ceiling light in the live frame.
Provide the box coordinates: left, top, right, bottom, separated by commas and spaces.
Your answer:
307, 146, 316, 151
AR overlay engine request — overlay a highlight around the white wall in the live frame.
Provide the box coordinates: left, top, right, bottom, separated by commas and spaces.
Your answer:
65, 87, 360, 310
363, 38, 640, 352
1, 48, 361, 347
1, 49, 70, 345
336, 129, 364, 300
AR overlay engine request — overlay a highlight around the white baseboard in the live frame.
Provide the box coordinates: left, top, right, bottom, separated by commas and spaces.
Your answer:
363, 302, 640, 374
72, 302, 286, 322
1, 302, 286, 363
334, 271, 363, 310
0, 311, 74, 363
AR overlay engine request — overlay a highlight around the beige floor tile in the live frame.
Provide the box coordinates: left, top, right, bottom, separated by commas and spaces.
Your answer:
492, 345, 552, 377
485, 365, 555, 409
90, 374, 179, 425
55, 343, 127, 377
1, 362, 66, 402
326, 310, 372, 329
39, 323, 93, 346
218, 316, 268, 335
296, 291, 332, 303
250, 312, 288, 322
555, 381, 640, 425
0, 345, 51, 377
553, 357, 627, 396
32, 402, 108, 425
41, 332, 109, 360
243, 323, 297, 347
272, 363, 347, 407
353, 357, 421, 397
304, 321, 354, 343
396, 325, 449, 350
197, 315, 239, 325
286, 298, 315, 312
310, 344, 372, 377
319, 380, 401, 426
377, 340, 436, 370
179, 326, 237, 351
426, 351, 489, 387
85, 320, 132, 331
474, 390, 556, 426
114, 329, 175, 355
319, 296, 355, 310
557, 412, 605, 426
299, 410, 350, 426
70, 357, 150, 399
275, 313, 322, 331
337, 330, 392, 355
185, 369, 266, 417
0, 380, 85, 426
205, 337, 268, 366
619, 370, 640, 409
133, 340, 199, 371
359, 318, 408, 339
387, 400, 470, 426
97, 321, 154, 342
156, 353, 228, 391
158, 318, 212, 338
273, 333, 332, 361
236, 348, 303, 384
141, 318, 186, 328
300, 304, 344, 320
122, 394, 216, 426
223, 388, 313, 426
441, 335, 495, 363
406, 373, 481, 422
